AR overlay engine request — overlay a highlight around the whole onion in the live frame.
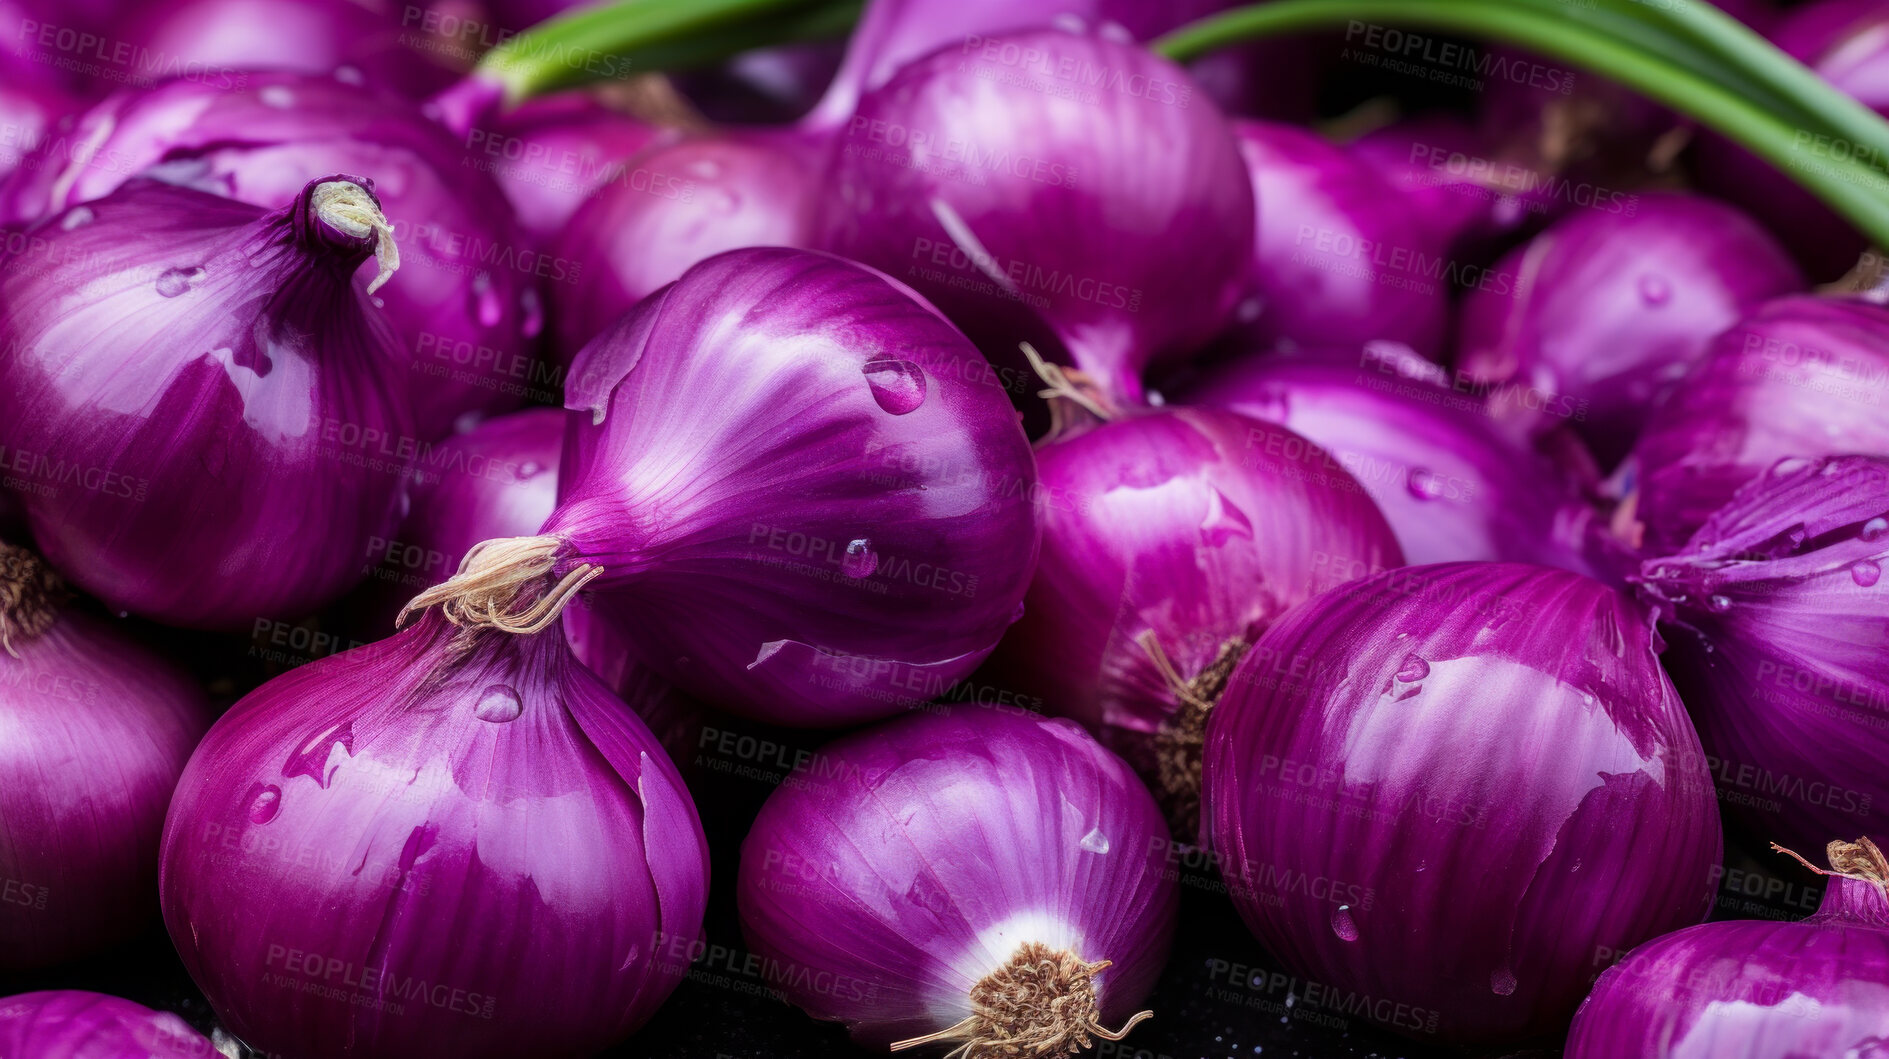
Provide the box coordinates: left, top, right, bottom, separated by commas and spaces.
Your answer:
0, 544, 210, 971
0, 175, 413, 629
442, 247, 1037, 727
1203, 562, 1721, 1043
738, 706, 1178, 1053
550, 128, 824, 354
1231, 120, 1450, 359
1637, 455, 1889, 853
462, 91, 659, 246
0, 72, 536, 439
1458, 192, 1802, 467
159, 565, 709, 1058
1631, 295, 1889, 553
984, 404, 1402, 832
818, 24, 1253, 407
1181, 346, 1610, 574
1568, 838, 1889, 1058
0, 991, 216, 1057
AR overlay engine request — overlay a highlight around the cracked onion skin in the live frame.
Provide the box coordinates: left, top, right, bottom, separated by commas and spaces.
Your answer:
1203, 562, 1721, 1044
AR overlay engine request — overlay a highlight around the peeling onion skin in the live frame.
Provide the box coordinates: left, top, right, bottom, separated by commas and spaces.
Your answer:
548, 247, 1039, 728
1637, 456, 1889, 854
158, 613, 709, 1059
737, 707, 1178, 1050
1203, 562, 1721, 1044
0, 991, 218, 1057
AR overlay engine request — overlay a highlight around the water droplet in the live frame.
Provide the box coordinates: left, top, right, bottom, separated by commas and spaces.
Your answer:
470, 272, 503, 327
1330, 905, 1359, 941
334, 65, 364, 85
1706, 595, 1732, 613
862, 357, 927, 414
1863, 517, 1888, 543
474, 684, 523, 723
1853, 560, 1882, 588
516, 461, 544, 481
1395, 654, 1430, 682
1491, 966, 1518, 995
1637, 274, 1672, 305
1079, 826, 1110, 854
1201, 487, 1255, 546
842, 539, 878, 579
1406, 467, 1444, 501
687, 159, 722, 181
1097, 19, 1134, 42
60, 206, 93, 230
1570, 860, 1582, 872
155, 266, 205, 298
519, 286, 544, 340
1050, 12, 1088, 33
260, 86, 295, 108
247, 784, 282, 824
1770, 456, 1813, 478
282, 720, 354, 787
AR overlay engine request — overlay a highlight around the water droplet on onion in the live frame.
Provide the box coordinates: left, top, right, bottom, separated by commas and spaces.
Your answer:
1862, 517, 1888, 543
516, 461, 544, 481
1406, 467, 1444, 501
1771, 456, 1813, 478
282, 720, 355, 787
519, 286, 544, 340
247, 783, 282, 824
1330, 905, 1359, 941
470, 271, 503, 327
862, 357, 927, 414
842, 539, 878, 578
1637, 273, 1672, 305
259, 86, 295, 108
1050, 12, 1088, 32
1395, 654, 1430, 682
474, 684, 524, 723
1079, 826, 1110, 854
1706, 595, 1732, 613
1491, 966, 1518, 995
1853, 560, 1882, 588
60, 206, 94, 230
155, 266, 206, 298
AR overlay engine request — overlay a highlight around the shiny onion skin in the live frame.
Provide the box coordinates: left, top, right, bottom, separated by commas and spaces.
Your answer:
1459, 193, 1802, 468
0, 991, 217, 1058
1631, 295, 1889, 553
1567, 838, 1889, 1059
737, 707, 1178, 1053
0, 176, 413, 629
470, 93, 660, 247
0, 546, 210, 972
538, 247, 1038, 727
1347, 114, 1548, 254
984, 406, 1402, 832
159, 603, 709, 1058
1232, 121, 1450, 359
1203, 562, 1721, 1043
818, 25, 1252, 407
0, 73, 536, 439
1183, 347, 1608, 573
1637, 456, 1889, 853
550, 129, 824, 355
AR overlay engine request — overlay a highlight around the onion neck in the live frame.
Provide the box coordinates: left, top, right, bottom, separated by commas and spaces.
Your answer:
398, 535, 599, 636
1775, 839, 1889, 928
890, 941, 1152, 1059
1143, 633, 1251, 837
295, 178, 400, 296
0, 542, 65, 657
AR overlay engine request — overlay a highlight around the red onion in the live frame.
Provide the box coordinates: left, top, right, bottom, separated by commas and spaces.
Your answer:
817, 24, 1253, 406
550, 128, 824, 354
1347, 114, 1547, 255
1630, 295, 1889, 553
0, 73, 536, 439
984, 405, 1401, 831
1459, 192, 1802, 468
159, 562, 708, 1058
1203, 562, 1721, 1043
1181, 346, 1610, 574
0, 544, 209, 972
0, 991, 216, 1057
1232, 119, 1450, 359
1637, 455, 1889, 854
0, 175, 413, 629
1568, 838, 1889, 1058
399, 408, 563, 599
738, 706, 1178, 1053
462, 91, 659, 247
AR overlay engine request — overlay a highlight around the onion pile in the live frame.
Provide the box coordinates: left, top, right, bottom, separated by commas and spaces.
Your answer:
0, 992, 216, 1057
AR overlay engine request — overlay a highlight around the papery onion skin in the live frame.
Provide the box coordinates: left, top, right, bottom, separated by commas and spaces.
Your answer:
1181, 347, 1608, 574
0, 548, 210, 971
0, 176, 413, 629
546, 246, 1038, 727
0, 73, 534, 439
1631, 295, 1889, 554
550, 129, 824, 355
468, 92, 661, 247
817, 25, 1252, 406
0, 991, 217, 1057
159, 611, 709, 1059
1637, 456, 1889, 854
737, 706, 1178, 1049
1567, 842, 1889, 1059
983, 405, 1401, 829
1458, 192, 1802, 468
1203, 562, 1721, 1043
1232, 120, 1450, 359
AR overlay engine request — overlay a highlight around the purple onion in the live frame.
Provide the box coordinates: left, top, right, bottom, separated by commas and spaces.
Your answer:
1568, 838, 1889, 1058
984, 405, 1402, 831
160, 590, 708, 1057
1348, 114, 1558, 253
1181, 346, 1611, 574
0, 176, 413, 629
550, 128, 824, 354
738, 706, 1177, 1053
0, 72, 537, 439
1232, 120, 1450, 359
1631, 295, 1889, 553
817, 24, 1253, 406
462, 91, 660, 247
1637, 455, 1889, 853
0, 545, 210, 971
1203, 562, 1721, 1043
1458, 192, 1803, 468
0, 992, 216, 1057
